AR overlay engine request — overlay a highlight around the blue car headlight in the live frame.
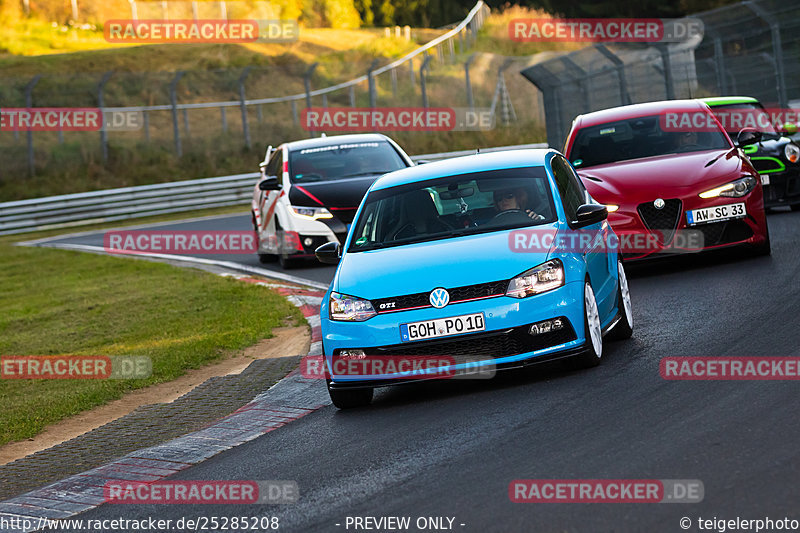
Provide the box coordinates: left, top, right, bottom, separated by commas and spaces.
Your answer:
329, 292, 377, 321
506, 259, 565, 299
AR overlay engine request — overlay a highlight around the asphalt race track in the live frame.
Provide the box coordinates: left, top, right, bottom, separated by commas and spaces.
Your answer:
41, 209, 800, 532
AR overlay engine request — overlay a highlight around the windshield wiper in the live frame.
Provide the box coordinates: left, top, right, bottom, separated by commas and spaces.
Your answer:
338, 171, 392, 178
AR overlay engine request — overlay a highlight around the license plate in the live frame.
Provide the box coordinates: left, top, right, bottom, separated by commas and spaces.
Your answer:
686, 203, 746, 225
400, 313, 485, 342
761, 175, 770, 186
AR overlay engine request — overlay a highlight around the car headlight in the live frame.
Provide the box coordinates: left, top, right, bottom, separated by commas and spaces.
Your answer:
506, 259, 565, 299
329, 292, 376, 321
291, 206, 333, 220
698, 176, 757, 199
785, 143, 800, 164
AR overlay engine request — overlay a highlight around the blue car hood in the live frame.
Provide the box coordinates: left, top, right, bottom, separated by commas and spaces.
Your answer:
334, 224, 558, 299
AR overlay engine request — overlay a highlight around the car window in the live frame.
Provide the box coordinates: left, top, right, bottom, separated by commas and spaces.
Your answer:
568, 114, 730, 168
550, 155, 585, 222
264, 149, 282, 178
348, 167, 556, 252
708, 102, 780, 140
289, 141, 407, 183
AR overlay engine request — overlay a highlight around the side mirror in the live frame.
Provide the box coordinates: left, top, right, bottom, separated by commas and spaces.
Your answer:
572, 203, 608, 228
258, 176, 281, 191
736, 128, 762, 147
315, 241, 341, 264
415, 159, 432, 165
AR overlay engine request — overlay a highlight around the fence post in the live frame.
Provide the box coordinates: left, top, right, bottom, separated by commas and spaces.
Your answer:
420, 55, 433, 108
349, 85, 356, 107
129, 0, 137, 20
655, 44, 675, 100
143, 111, 150, 141
464, 53, 475, 110
221, 107, 227, 131
24, 75, 41, 177
744, 2, 787, 108
304, 63, 318, 136
70, 0, 78, 20
391, 68, 397, 97
238, 66, 252, 149
367, 59, 379, 108
97, 71, 114, 163
409, 58, 415, 90
191, 1, 198, 20
169, 71, 185, 156
594, 44, 631, 105
291, 100, 298, 125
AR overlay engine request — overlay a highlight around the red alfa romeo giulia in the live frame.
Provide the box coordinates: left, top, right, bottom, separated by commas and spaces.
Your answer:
563, 99, 770, 260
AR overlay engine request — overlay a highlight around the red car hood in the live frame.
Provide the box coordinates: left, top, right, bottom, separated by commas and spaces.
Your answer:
576, 149, 743, 203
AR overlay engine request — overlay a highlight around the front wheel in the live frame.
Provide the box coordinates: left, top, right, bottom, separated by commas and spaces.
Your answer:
749, 217, 771, 257
607, 260, 633, 341
328, 385, 373, 409
572, 280, 603, 368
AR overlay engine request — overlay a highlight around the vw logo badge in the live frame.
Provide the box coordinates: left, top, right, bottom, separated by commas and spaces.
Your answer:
654, 198, 666, 210
429, 288, 450, 309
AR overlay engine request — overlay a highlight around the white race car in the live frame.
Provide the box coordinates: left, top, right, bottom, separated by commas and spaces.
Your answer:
252, 134, 415, 268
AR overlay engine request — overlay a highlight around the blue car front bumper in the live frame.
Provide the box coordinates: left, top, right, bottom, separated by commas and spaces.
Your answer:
322, 280, 591, 387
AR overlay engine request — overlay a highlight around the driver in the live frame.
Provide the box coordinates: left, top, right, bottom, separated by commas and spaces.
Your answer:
493, 188, 544, 221
674, 131, 699, 150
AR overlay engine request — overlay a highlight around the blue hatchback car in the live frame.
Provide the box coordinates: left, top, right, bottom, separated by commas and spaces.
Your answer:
315, 149, 634, 408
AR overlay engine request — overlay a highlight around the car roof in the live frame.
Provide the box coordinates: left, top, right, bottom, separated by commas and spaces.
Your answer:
283, 133, 394, 151
700, 96, 760, 107
372, 149, 556, 191
574, 99, 711, 128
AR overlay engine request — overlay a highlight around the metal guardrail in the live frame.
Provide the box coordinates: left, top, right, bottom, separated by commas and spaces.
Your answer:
0, 143, 547, 235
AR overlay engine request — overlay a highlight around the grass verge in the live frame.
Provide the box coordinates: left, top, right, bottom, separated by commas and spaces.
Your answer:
0, 239, 305, 446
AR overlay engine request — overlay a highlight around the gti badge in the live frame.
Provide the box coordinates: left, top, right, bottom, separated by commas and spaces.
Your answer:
654, 198, 665, 209
429, 288, 450, 308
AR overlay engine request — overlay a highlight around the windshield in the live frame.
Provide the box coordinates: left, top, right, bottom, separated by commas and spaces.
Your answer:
708, 103, 781, 140
289, 141, 406, 183
348, 167, 556, 252
568, 114, 730, 168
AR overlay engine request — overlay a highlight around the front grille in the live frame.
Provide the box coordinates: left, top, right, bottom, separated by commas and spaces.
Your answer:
371, 280, 508, 313
637, 199, 682, 245
364, 319, 577, 358
695, 220, 753, 246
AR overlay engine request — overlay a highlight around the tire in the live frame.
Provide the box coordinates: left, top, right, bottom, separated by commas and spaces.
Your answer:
328, 385, 373, 409
607, 260, 633, 341
253, 215, 277, 263
275, 218, 301, 269
750, 216, 771, 257
572, 280, 604, 368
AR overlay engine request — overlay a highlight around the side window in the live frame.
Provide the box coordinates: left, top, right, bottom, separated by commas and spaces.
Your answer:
265, 150, 282, 178
551, 155, 586, 222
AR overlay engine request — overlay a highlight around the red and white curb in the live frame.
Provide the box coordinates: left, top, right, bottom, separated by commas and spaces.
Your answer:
0, 276, 328, 532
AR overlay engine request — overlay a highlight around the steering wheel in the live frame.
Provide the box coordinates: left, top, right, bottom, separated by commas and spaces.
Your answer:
391, 218, 455, 240
489, 209, 526, 222
675, 144, 704, 153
